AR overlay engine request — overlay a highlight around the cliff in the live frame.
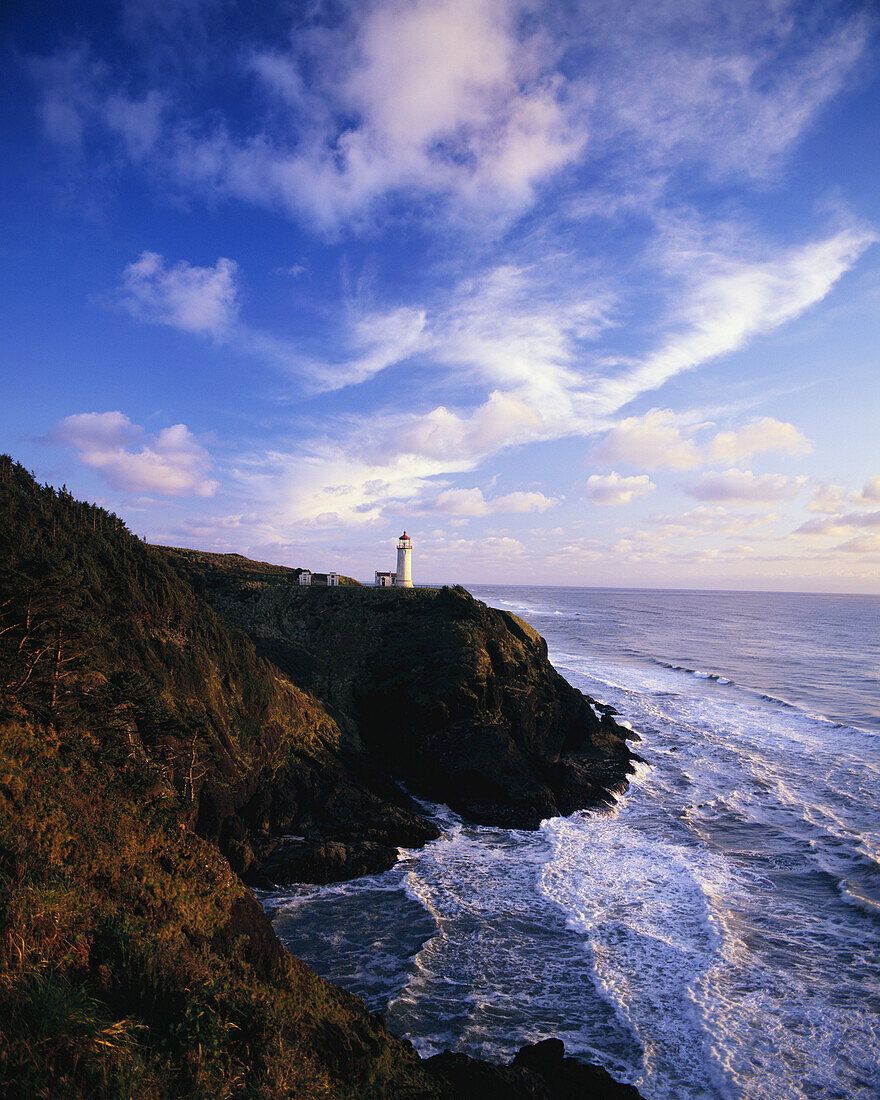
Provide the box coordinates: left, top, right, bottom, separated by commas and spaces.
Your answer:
0, 457, 640, 1098
164, 547, 637, 855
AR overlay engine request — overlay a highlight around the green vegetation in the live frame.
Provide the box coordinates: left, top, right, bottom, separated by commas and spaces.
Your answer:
0, 456, 444, 1098
160, 546, 361, 590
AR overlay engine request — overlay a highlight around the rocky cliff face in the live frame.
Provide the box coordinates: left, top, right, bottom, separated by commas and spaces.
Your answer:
164, 551, 638, 873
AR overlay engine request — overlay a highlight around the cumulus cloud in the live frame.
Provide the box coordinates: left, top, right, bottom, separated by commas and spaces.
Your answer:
50, 411, 218, 497
117, 251, 239, 335
179, 0, 589, 230
409, 487, 557, 516
854, 476, 880, 505
805, 483, 849, 514
594, 409, 811, 470
706, 417, 811, 463
688, 468, 803, 505
801, 478, 880, 522
796, 510, 880, 537
585, 471, 655, 506
593, 408, 703, 469
391, 390, 548, 464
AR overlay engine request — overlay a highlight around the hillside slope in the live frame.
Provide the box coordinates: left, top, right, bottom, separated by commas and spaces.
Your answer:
0, 457, 641, 1098
0, 456, 449, 1098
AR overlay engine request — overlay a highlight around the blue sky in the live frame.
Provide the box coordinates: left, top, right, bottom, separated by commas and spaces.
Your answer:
2, 0, 879, 590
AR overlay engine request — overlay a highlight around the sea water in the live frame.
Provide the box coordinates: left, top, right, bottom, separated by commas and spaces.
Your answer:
264, 587, 880, 1099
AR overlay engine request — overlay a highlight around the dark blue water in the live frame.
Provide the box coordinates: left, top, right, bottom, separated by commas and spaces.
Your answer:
265, 587, 880, 1099
476, 587, 880, 732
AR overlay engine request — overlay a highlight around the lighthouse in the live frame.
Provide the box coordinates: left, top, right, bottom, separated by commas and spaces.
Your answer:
394, 531, 413, 587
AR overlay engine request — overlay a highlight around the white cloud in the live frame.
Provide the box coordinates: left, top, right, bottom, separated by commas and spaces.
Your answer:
389, 390, 548, 464
594, 409, 811, 470
594, 228, 876, 411
586, 471, 655, 506
583, 0, 871, 184
594, 408, 703, 469
831, 534, 880, 559
118, 251, 239, 335
688, 468, 803, 505
806, 483, 849, 514
241, 221, 862, 523
50, 411, 218, 497
707, 417, 811, 463
203, 0, 590, 229
854, 476, 880, 505
645, 506, 779, 540
411, 487, 557, 516
649, 505, 728, 529
103, 90, 164, 160
796, 510, 880, 538
800, 479, 880, 528
319, 306, 427, 391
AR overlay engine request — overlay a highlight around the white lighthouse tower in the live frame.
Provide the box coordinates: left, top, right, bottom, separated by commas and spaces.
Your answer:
394, 531, 413, 587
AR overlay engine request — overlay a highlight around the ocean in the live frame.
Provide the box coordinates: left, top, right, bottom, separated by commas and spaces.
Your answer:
264, 587, 880, 1099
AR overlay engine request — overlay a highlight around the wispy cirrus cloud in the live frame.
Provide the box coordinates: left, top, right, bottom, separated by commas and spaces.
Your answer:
593, 226, 876, 413
579, 0, 872, 186
49, 411, 218, 497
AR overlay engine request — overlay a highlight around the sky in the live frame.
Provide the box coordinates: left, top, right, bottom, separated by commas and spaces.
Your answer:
1, 0, 879, 591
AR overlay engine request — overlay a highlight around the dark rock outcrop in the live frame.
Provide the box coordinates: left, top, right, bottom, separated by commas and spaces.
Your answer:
426, 1038, 644, 1099
250, 837, 402, 887
163, 554, 638, 852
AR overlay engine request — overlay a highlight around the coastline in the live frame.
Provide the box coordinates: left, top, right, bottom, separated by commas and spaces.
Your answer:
268, 584, 880, 1098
